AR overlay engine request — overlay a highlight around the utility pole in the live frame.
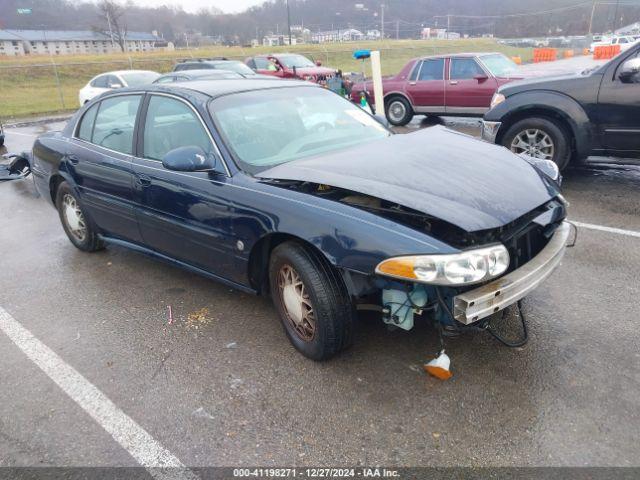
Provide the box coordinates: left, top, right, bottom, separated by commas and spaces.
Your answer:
286, 0, 292, 46
380, 4, 385, 41
588, 0, 597, 37
611, 0, 620, 33
396, 19, 399, 40
106, 9, 115, 49
447, 14, 451, 40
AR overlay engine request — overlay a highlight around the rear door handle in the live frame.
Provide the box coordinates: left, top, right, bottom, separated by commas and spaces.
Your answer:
449, 81, 458, 85
135, 174, 151, 188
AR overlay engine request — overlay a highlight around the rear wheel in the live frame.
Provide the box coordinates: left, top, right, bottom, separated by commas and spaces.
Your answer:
55, 181, 104, 252
269, 241, 354, 361
385, 96, 413, 126
502, 117, 572, 170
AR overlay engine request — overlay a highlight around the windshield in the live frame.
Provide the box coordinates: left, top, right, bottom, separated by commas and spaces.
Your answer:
210, 87, 390, 174
277, 55, 316, 69
214, 61, 255, 75
120, 71, 160, 86
480, 54, 519, 77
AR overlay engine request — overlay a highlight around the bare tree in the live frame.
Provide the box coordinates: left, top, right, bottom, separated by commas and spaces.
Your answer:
96, 0, 128, 52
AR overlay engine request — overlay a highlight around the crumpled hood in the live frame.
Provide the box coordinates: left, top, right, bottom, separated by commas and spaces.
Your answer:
259, 126, 560, 232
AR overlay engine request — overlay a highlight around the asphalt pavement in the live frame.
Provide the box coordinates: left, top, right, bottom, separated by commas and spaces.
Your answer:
1, 118, 639, 471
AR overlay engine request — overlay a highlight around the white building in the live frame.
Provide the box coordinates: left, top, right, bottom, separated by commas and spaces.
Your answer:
366, 29, 381, 40
311, 28, 364, 43
262, 35, 297, 47
0, 29, 161, 56
421, 28, 460, 40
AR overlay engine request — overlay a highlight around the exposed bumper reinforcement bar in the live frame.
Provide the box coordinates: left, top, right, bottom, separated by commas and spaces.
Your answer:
453, 221, 570, 325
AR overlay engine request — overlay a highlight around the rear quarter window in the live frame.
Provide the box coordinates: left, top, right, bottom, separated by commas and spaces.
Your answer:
77, 104, 99, 141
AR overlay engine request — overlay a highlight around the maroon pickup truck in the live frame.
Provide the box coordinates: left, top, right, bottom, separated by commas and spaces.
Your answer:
351, 52, 524, 126
246, 53, 337, 84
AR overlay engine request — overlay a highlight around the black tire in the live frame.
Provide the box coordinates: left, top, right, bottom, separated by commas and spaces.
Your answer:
55, 181, 104, 252
269, 241, 354, 361
385, 96, 413, 126
501, 117, 572, 170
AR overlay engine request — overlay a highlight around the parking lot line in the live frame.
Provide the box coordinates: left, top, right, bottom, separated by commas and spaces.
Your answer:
0, 306, 198, 480
574, 221, 640, 239
5, 131, 37, 137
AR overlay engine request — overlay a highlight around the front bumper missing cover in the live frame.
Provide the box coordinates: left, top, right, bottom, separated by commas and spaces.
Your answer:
453, 221, 570, 325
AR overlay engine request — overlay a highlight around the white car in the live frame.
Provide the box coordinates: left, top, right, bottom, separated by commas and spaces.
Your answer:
78, 70, 160, 105
590, 35, 638, 53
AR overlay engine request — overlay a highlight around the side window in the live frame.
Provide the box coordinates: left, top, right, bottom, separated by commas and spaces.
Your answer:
450, 58, 485, 80
174, 64, 186, 71
246, 59, 256, 69
409, 61, 422, 81
253, 57, 271, 69
143, 96, 213, 162
77, 103, 99, 141
91, 75, 108, 88
418, 59, 444, 81
107, 75, 122, 88
92, 95, 142, 155
155, 76, 176, 84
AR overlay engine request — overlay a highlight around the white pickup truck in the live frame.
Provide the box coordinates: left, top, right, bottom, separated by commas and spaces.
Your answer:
590, 35, 638, 53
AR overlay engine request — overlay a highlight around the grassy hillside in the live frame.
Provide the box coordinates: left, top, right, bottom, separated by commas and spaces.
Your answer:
0, 39, 534, 119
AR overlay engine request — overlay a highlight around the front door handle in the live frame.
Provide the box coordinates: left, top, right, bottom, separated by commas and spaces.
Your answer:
449, 80, 458, 85
135, 174, 151, 188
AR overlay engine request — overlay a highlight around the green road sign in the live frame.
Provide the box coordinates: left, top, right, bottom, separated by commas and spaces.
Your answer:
17, 8, 33, 14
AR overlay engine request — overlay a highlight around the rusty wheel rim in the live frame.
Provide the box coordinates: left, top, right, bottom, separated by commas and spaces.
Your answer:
62, 194, 87, 242
277, 264, 316, 342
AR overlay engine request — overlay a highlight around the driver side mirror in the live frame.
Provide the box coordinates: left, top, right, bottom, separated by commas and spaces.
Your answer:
619, 58, 640, 83
162, 146, 216, 172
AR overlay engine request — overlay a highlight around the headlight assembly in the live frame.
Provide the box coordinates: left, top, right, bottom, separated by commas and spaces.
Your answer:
519, 154, 561, 182
376, 245, 510, 286
490, 93, 505, 110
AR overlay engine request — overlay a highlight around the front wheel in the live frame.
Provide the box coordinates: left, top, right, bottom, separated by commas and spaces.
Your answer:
385, 96, 413, 126
55, 181, 104, 252
501, 117, 572, 170
269, 241, 354, 361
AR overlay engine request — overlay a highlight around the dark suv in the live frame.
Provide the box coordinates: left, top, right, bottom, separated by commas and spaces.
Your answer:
173, 58, 259, 76
482, 44, 640, 169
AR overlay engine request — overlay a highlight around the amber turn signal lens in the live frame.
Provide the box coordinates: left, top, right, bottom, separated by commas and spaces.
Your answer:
376, 257, 418, 280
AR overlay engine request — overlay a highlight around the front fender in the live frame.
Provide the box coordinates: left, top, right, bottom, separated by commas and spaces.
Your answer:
230, 177, 458, 286
486, 91, 593, 159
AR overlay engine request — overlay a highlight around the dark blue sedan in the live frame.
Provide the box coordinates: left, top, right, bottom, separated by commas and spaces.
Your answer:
30, 79, 569, 361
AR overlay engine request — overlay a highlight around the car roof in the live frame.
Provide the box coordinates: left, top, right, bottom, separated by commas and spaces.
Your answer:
418, 51, 505, 60
151, 78, 316, 98
167, 69, 241, 78
253, 53, 304, 58
105, 70, 157, 76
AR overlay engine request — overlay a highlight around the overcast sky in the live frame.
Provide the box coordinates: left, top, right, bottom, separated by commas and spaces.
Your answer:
130, 0, 265, 14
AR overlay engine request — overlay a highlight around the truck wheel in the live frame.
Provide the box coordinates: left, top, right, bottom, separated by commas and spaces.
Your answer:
269, 241, 354, 361
385, 96, 413, 126
55, 181, 104, 252
502, 117, 571, 170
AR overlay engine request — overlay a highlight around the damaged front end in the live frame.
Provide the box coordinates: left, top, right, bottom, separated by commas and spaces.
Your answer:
264, 179, 569, 334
